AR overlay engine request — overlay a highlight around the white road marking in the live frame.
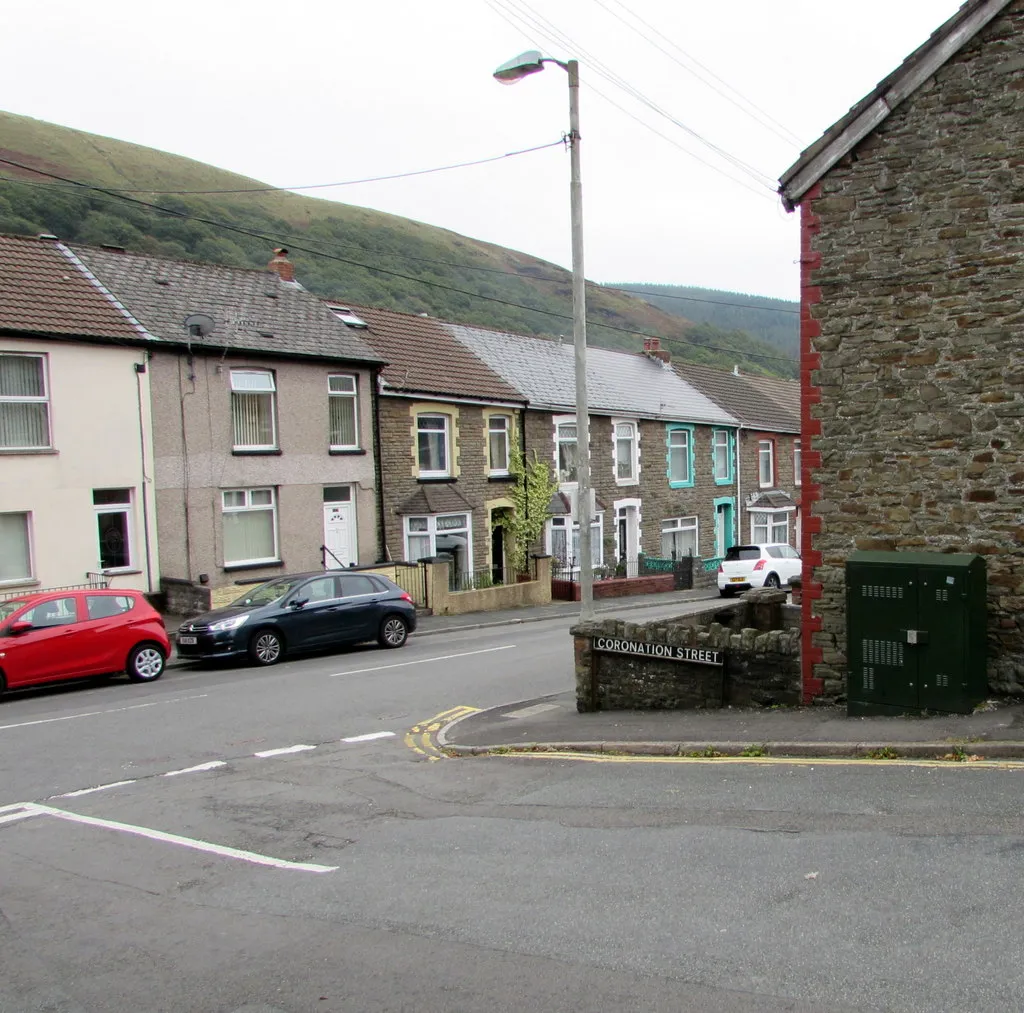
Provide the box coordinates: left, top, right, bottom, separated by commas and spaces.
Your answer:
0, 806, 36, 825
0, 693, 209, 732
329, 645, 515, 677
163, 761, 227, 776
27, 804, 337, 873
341, 731, 396, 743
59, 780, 136, 798
503, 703, 561, 719
254, 744, 316, 758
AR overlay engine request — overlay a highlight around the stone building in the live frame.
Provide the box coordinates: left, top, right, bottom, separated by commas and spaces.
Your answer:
778, 0, 1024, 698
674, 363, 801, 551
341, 304, 527, 582
447, 326, 739, 572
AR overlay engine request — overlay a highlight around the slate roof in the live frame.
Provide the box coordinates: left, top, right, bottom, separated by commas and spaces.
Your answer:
340, 304, 522, 403
68, 245, 384, 364
779, 0, 1011, 208
748, 490, 798, 510
673, 362, 799, 434
446, 324, 737, 426
0, 234, 145, 342
396, 484, 473, 516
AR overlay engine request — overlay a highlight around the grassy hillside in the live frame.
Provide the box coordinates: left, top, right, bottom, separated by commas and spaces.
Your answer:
0, 110, 795, 376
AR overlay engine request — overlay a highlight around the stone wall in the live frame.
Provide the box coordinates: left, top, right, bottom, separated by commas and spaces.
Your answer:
160, 577, 211, 617
572, 589, 801, 711
423, 556, 552, 616
802, 3, 1024, 695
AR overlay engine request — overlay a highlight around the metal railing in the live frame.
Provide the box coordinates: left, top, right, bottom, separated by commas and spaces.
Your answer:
451, 564, 531, 593
1, 578, 109, 601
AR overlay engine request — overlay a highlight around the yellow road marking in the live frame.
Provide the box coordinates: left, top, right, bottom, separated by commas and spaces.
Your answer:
404, 706, 482, 760
479, 750, 1024, 769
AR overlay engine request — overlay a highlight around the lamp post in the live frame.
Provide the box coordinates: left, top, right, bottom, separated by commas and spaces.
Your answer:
494, 50, 594, 620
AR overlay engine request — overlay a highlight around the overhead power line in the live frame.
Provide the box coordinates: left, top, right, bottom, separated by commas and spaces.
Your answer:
595, 0, 803, 148
0, 170, 798, 316
0, 157, 796, 363
487, 0, 779, 193
5, 141, 564, 196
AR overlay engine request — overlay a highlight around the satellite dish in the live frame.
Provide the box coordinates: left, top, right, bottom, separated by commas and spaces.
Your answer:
184, 313, 215, 338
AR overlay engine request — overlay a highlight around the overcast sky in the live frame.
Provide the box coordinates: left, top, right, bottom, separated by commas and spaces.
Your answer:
6, 0, 964, 301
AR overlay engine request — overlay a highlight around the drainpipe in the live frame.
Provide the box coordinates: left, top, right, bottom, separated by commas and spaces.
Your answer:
134, 355, 155, 593
734, 425, 744, 547
371, 366, 388, 561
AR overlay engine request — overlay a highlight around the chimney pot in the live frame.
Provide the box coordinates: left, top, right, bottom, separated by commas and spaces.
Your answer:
267, 248, 295, 283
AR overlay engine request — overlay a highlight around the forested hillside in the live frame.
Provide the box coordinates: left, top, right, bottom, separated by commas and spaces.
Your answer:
0, 110, 795, 376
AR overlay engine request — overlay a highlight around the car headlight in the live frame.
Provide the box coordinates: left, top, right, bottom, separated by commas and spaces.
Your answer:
207, 614, 251, 632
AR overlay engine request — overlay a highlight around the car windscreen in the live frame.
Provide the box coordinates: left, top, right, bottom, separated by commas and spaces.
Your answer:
231, 579, 304, 608
0, 599, 28, 623
725, 546, 761, 561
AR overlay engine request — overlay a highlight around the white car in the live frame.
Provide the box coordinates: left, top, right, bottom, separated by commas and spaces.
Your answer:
717, 543, 801, 596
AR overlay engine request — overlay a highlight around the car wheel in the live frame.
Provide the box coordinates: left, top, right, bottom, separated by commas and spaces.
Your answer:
378, 614, 409, 649
126, 643, 166, 682
764, 573, 781, 589
249, 628, 285, 666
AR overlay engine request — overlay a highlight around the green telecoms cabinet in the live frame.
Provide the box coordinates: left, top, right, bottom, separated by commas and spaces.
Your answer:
845, 551, 987, 716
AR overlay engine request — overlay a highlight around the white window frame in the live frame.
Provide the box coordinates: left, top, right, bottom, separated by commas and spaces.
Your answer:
661, 516, 698, 559
758, 439, 775, 489
221, 487, 279, 566
417, 413, 450, 478
613, 419, 639, 486
0, 511, 33, 585
0, 353, 51, 451
793, 439, 802, 486
403, 513, 472, 569
546, 513, 604, 570
750, 509, 791, 545
328, 373, 359, 450
487, 414, 511, 476
554, 416, 579, 486
230, 369, 277, 451
93, 488, 134, 572
712, 428, 732, 483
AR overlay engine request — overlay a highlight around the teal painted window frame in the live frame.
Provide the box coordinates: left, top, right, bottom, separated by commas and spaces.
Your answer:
666, 423, 695, 489
712, 428, 735, 485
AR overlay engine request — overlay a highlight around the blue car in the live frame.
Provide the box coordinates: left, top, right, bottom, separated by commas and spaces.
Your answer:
176, 571, 417, 666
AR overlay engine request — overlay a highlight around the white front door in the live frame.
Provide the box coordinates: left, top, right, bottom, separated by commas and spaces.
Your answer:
323, 494, 356, 569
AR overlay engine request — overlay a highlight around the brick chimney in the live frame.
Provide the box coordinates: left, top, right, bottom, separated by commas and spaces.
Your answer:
642, 336, 671, 364
267, 248, 295, 283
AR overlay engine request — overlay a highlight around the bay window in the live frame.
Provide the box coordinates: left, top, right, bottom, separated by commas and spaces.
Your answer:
661, 516, 698, 559
751, 509, 790, 545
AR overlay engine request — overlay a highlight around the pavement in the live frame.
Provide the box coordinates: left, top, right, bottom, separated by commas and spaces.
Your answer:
162, 587, 1024, 761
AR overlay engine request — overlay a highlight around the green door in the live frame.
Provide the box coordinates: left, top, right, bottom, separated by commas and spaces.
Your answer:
847, 565, 919, 711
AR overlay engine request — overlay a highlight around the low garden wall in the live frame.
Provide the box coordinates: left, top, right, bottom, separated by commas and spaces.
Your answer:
425, 556, 552, 616
571, 589, 801, 711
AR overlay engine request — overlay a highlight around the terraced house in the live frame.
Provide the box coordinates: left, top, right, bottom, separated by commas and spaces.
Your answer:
0, 234, 160, 594
674, 362, 801, 549
334, 303, 527, 586
66, 246, 385, 609
447, 327, 740, 576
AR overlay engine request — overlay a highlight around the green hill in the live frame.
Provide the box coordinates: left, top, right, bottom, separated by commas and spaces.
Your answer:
610, 283, 799, 361
0, 110, 795, 376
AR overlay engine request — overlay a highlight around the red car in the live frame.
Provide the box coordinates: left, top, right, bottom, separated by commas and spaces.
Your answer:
0, 589, 169, 695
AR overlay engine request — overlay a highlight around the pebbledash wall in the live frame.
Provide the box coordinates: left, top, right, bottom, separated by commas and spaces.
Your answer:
797, 3, 1024, 698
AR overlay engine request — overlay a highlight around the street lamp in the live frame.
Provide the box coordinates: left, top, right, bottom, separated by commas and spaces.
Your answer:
494, 50, 595, 621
